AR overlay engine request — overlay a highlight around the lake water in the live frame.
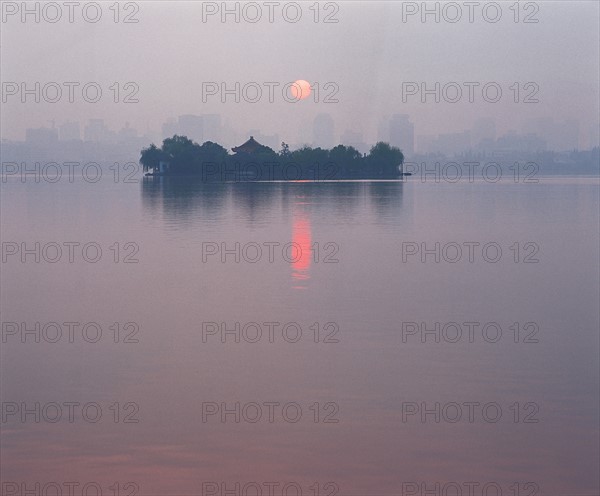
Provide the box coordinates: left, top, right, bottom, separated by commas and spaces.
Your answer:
1, 174, 599, 496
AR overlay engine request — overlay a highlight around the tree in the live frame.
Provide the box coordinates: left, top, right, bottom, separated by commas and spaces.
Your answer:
367, 142, 404, 175
139, 136, 403, 179
280, 142, 290, 157
139, 143, 163, 173
199, 141, 230, 164
329, 145, 362, 176
161, 135, 201, 172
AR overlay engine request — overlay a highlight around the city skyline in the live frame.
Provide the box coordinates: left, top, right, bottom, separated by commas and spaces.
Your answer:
2, 2, 599, 149
11, 112, 598, 157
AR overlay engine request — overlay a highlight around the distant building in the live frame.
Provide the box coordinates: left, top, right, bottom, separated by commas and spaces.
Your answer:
524, 117, 579, 151
590, 124, 600, 149
162, 118, 179, 139
178, 115, 204, 142
472, 118, 496, 149
313, 113, 335, 149
84, 119, 111, 142
340, 129, 368, 154
417, 130, 470, 155
59, 121, 80, 141
416, 134, 437, 154
436, 130, 471, 155
378, 117, 389, 142
118, 122, 137, 140
161, 114, 222, 144
553, 120, 579, 151
495, 132, 546, 153
26, 127, 58, 145
202, 114, 222, 143
389, 114, 414, 156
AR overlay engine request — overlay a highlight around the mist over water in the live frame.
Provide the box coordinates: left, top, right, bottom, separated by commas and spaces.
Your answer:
1, 1, 600, 495
1, 175, 599, 494
1, 1, 599, 151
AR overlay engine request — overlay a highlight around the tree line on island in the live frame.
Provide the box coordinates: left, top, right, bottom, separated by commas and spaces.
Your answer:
139, 135, 406, 180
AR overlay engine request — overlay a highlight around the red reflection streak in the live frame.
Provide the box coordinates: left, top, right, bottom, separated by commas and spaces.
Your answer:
291, 211, 311, 285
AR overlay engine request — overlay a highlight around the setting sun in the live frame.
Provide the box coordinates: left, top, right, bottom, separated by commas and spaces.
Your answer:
290, 79, 312, 100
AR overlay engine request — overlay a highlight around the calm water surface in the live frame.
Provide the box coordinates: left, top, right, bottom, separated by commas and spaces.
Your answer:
1, 175, 599, 495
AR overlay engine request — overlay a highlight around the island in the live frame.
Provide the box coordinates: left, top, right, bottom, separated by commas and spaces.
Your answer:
140, 135, 408, 181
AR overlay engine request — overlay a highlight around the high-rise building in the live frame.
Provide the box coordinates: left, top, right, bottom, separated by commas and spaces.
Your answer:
590, 124, 600, 149
496, 131, 546, 152
340, 129, 367, 154
84, 119, 108, 142
313, 113, 335, 149
162, 118, 179, 139
177, 115, 204, 142
472, 118, 496, 148
25, 127, 58, 145
524, 117, 579, 151
202, 114, 222, 143
378, 117, 390, 142
552, 120, 579, 151
416, 134, 437, 154
389, 114, 414, 156
436, 131, 471, 155
118, 122, 138, 140
416, 131, 471, 155
59, 121, 80, 141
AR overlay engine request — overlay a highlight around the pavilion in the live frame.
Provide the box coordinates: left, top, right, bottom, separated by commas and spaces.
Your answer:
231, 136, 265, 154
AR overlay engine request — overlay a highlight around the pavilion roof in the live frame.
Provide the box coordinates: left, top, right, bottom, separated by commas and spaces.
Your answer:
232, 136, 264, 154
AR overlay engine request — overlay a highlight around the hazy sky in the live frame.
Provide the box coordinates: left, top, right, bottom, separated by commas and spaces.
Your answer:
2, 0, 599, 145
